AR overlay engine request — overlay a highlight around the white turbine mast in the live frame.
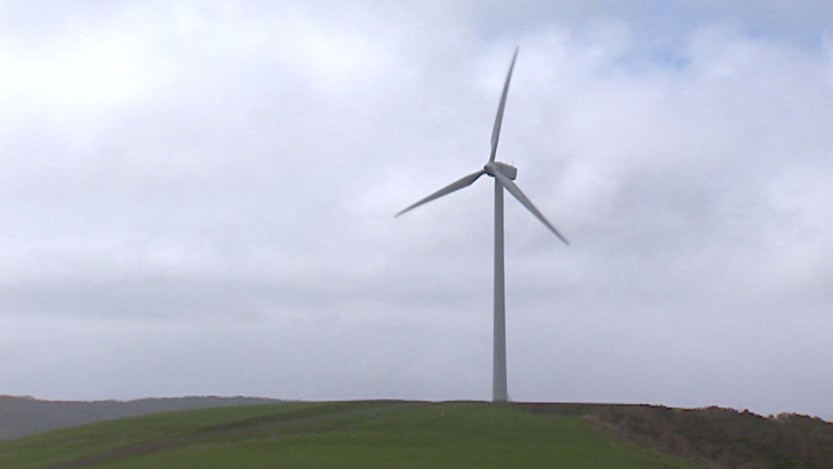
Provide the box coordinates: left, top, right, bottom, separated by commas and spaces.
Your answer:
396, 47, 569, 403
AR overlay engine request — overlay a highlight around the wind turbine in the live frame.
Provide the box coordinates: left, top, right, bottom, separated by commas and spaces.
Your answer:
396, 48, 569, 403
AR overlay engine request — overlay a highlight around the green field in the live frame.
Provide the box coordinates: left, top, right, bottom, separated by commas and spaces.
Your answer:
0, 400, 696, 468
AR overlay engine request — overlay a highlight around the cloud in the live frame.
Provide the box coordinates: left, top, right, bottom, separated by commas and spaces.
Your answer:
1, 2, 832, 419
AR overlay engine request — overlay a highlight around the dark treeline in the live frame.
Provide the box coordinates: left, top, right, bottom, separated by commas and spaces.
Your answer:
527, 403, 833, 468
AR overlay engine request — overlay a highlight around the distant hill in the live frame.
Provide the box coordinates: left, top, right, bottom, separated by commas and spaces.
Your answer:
0, 395, 282, 441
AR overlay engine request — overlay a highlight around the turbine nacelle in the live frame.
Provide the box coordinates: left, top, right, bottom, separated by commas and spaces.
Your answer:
485, 161, 517, 181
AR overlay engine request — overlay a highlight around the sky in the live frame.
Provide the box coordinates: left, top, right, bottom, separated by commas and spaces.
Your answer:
1, 1, 832, 419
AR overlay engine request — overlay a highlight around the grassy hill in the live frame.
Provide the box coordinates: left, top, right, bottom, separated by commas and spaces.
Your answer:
3, 400, 833, 468
0, 400, 695, 468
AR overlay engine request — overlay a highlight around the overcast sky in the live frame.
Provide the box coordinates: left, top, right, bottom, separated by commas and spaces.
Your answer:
2, 1, 832, 419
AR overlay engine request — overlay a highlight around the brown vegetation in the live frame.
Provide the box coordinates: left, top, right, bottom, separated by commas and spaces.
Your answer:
526, 403, 833, 468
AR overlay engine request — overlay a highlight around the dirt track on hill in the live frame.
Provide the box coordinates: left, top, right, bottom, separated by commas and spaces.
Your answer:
46, 401, 431, 469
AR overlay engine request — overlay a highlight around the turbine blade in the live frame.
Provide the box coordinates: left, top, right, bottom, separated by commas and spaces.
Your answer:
396, 170, 486, 217
492, 171, 570, 245
489, 47, 519, 163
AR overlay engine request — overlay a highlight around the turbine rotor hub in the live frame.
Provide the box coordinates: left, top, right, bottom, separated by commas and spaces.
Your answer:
485, 161, 518, 180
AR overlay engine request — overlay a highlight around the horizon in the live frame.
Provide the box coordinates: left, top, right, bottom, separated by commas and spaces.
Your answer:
3, 394, 830, 423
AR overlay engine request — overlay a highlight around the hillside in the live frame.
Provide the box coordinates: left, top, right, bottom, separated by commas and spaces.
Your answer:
529, 403, 833, 468
0, 401, 694, 468
2, 400, 832, 468
0, 395, 281, 441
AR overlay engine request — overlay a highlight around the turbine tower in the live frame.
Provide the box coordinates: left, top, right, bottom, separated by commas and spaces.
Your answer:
396, 48, 569, 403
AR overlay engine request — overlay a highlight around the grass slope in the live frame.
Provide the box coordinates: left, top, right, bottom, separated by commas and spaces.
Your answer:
0, 401, 694, 468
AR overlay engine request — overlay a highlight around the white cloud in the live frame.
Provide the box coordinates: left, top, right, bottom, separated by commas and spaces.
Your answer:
1, 1, 832, 419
